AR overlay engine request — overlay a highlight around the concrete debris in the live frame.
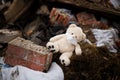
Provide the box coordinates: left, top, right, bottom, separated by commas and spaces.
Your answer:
0, 29, 21, 43
24, 17, 42, 37
4, 0, 34, 23
0, 0, 119, 80
36, 5, 50, 15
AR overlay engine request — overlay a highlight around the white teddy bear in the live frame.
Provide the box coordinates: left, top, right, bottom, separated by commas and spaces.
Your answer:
46, 24, 86, 66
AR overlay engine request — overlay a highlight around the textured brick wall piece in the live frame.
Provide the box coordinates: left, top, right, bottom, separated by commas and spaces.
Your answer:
76, 12, 98, 26
5, 37, 53, 71
50, 7, 76, 26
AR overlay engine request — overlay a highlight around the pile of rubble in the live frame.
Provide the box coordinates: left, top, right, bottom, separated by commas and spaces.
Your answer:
0, 0, 120, 80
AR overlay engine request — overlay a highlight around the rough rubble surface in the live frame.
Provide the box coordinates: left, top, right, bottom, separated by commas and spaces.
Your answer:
0, 0, 120, 80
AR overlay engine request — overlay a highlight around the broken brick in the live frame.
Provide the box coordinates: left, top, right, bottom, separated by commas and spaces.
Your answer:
26, 61, 44, 71
6, 44, 26, 58
27, 51, 47, 64
5, 56, 27, 66
50, 7, 76, 27
76, 12, 97, 26
96, 21, 109, 29
5, 37, 53, 71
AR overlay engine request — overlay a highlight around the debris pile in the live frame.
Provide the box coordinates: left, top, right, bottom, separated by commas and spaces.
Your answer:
0, 0, 120, 80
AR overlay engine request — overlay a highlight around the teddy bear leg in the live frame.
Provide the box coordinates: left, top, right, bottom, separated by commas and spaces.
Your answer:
59, 52, 73, 66
75, 44, 82, 55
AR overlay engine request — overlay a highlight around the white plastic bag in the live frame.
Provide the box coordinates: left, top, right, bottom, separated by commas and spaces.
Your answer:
110, 0, 120, 10
91, 28, 119, 53
1, 62, 64, 80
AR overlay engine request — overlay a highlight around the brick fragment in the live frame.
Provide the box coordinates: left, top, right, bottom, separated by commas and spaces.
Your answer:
5, 37, 53, 71
50, 7, 76, 27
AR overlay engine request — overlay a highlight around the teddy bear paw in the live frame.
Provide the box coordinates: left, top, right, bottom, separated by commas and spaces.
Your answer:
47, 45, 56, 52
60, 57, 70, 66
46, 42, 59, 53
76, 51, 82, 55
75, 48, 82, 55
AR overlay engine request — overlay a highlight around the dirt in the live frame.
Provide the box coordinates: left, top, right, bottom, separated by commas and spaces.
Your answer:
53, 41, 120, 80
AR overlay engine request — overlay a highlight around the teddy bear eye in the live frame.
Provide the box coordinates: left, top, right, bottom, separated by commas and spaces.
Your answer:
71, 33, 73, 35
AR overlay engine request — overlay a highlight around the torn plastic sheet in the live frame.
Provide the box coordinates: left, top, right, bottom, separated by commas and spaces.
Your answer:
1, 62, 64, 80
0, 57, 4, 65
0, 57, 11, 68
110, 0, 120, 10
91, 28, 119, 53
0, 57, 13, 79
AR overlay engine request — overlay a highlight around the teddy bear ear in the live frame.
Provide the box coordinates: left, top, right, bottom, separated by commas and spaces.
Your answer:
69, 24, 77, 28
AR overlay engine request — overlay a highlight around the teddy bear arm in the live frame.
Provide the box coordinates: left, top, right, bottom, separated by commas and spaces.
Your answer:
75, 44, 82, 55
50, 34, 65, 42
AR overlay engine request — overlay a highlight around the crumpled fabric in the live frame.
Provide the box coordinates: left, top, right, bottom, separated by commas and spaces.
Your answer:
91, 28, 119, 53
1, 62, 64, 80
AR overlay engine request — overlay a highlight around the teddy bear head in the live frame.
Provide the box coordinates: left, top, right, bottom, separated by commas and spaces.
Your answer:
66, 24, 86, 43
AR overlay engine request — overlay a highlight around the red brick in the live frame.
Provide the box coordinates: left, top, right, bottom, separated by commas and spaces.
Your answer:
58, 15, 64, 23
50, 8, 76, 27
5, 37, 53, 71
63, 17, 69, 26
76, 12, 97, 26
26, 61, 44, 71
6, 44, 25, 58
49, 8, 56, 18
96, 21, 109, 29
5, 56, 26, 66
27, 51, 47, 65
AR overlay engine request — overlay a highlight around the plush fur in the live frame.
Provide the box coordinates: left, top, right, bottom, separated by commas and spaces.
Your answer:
46, 24, 86, 66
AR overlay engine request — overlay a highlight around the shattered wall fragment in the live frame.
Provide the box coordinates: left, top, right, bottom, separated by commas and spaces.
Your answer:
50, 7, 77, 27
0, 29, 21, 43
